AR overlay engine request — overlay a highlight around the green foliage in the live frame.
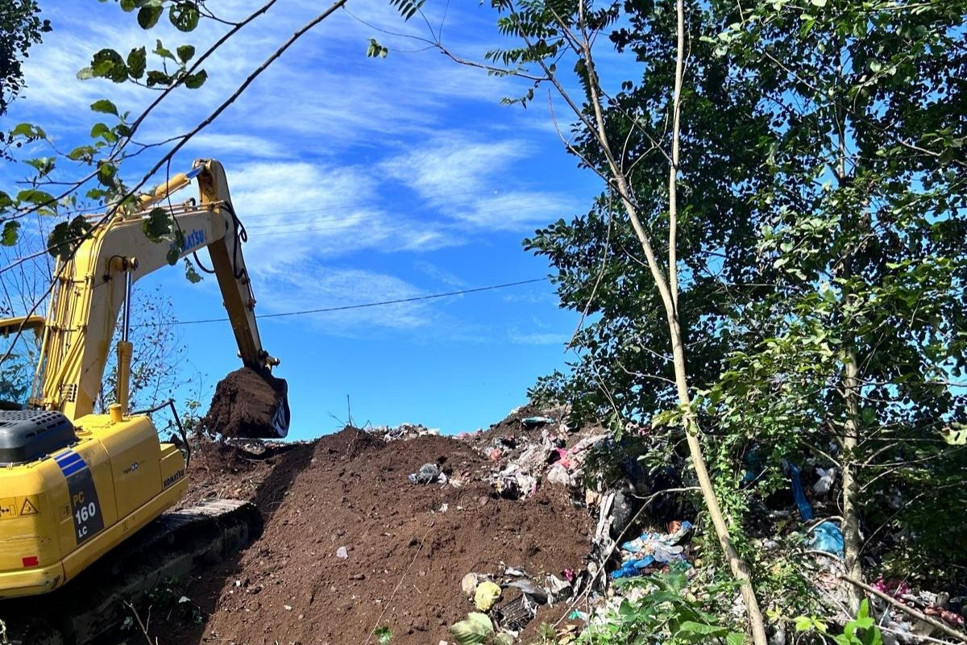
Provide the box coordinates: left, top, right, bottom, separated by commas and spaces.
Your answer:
47, 215, 93, 261
374, 625, 392, 644
142, 206, 171, 241
579, 571, 743, 644
1, 221, 20, 246
168, 1, 199, 32
0, 0, 51, 117
366, 38, 389, 58
387, 0, 425, 21
794, 601, 882, 645
517, 0, 966, 592
80, 36, 206, 90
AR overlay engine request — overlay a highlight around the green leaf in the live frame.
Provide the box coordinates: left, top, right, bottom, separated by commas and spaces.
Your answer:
91, 122, 111, 139
183, 69, 207, 89
47, 216, 93, 261
97, 163, 117, 186
169, 2, 200, 32
449, 613, 494, 644
127, 46, 147, 79
367, 39, 389, 58
10, 122, 45, 140
154, 39, 174, 60
76, 67, 95, 80
943, 425, 967, 445
675, 621, 728, 641
91, 99, 119, 116
91, 49, 128, 82
794, 616, 814, 632
0, 191, 12, 210
17, 188, 56, 207
726, 634, 746, 645
119, 0, 139, 11
388, 0, 424, 21
184, 259, 203, 283
25, 156, 55, 175
142, 207, 171, 241
67, 145, 96, 162
2, 221, 21, 246
176, 44, 195, 63
146, 70, 171, 87
138, 4, 163, 29
374, 625, 392, 644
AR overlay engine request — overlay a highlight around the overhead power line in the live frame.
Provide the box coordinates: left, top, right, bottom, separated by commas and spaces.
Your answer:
151, 277, 549, 327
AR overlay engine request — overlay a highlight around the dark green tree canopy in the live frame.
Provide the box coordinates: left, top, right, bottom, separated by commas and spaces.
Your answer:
0, 0, 50, 117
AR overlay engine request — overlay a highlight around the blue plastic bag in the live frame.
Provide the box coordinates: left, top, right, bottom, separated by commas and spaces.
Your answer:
809, 521, 844, 558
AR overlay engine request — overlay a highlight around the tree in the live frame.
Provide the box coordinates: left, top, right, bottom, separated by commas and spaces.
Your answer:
424, 0, 771, 640
704, 0, 967, 606
506, 0, 965, 618
0, 0, 50, 119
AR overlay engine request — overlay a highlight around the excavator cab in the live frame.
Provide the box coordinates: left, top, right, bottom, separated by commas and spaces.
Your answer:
0, 316, 45, 411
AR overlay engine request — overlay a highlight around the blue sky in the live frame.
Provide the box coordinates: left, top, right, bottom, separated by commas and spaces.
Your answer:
2, 0, 606, 439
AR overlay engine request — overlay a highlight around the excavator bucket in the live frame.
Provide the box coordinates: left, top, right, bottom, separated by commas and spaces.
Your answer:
202, 367, 290, 439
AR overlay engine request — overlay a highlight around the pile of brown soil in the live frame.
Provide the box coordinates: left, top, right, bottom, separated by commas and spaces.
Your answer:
202, 367, 289, 439
158, 425, 595, 645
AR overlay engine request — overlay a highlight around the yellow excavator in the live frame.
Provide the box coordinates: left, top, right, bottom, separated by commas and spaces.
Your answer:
0, 159, 288, 614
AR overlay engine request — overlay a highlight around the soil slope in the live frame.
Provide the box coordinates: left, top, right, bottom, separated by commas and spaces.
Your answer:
161, 421, 594, 644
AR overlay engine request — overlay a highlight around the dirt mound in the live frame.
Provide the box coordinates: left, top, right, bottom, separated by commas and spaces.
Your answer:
202, 367, 289, 439
158, 425, 595, 645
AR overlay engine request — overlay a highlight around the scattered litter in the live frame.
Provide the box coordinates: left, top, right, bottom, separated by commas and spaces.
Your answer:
506, 579, 549, 605
611, 521, 693, 579
813, 467, 836, 496
808, 521, 844, 558
784, 461, 814, 521
482, 427, 607, 499
449, 612, 513, 645
409, 463, 446, 485
474, 580, 502, 611
461, 573, 479, 598
545, 575, 572, 602
336, 546, 348, 559
521, 416, 556, 429
367, 422, 440, 442
496, 592, 539, 631
873, 579, 912, 598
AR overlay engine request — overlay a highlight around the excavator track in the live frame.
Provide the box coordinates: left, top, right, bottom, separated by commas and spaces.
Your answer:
0, 499, 262, 645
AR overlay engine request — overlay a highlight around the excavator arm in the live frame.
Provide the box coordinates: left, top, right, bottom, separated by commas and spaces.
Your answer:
30, 158, 287, 437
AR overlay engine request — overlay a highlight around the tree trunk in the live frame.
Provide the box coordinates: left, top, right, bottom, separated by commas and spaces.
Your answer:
842, 348, 865, 612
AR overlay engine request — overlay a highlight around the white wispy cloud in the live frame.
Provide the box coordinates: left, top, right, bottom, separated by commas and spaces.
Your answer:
255, 262, 434, 335
510, 331, 571, 346
380, 135, 581, 230
220, 160, 463, 267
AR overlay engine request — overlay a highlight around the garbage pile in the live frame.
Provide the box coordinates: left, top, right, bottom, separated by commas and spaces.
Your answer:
449, 565, 576, 644
611, 520, 694, 579
467, 407, 608, 500
366, 422, 441, 441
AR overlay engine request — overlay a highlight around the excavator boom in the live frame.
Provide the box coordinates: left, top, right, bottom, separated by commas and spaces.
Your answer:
0, 159, 287, 605
33, 159, 288, 437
